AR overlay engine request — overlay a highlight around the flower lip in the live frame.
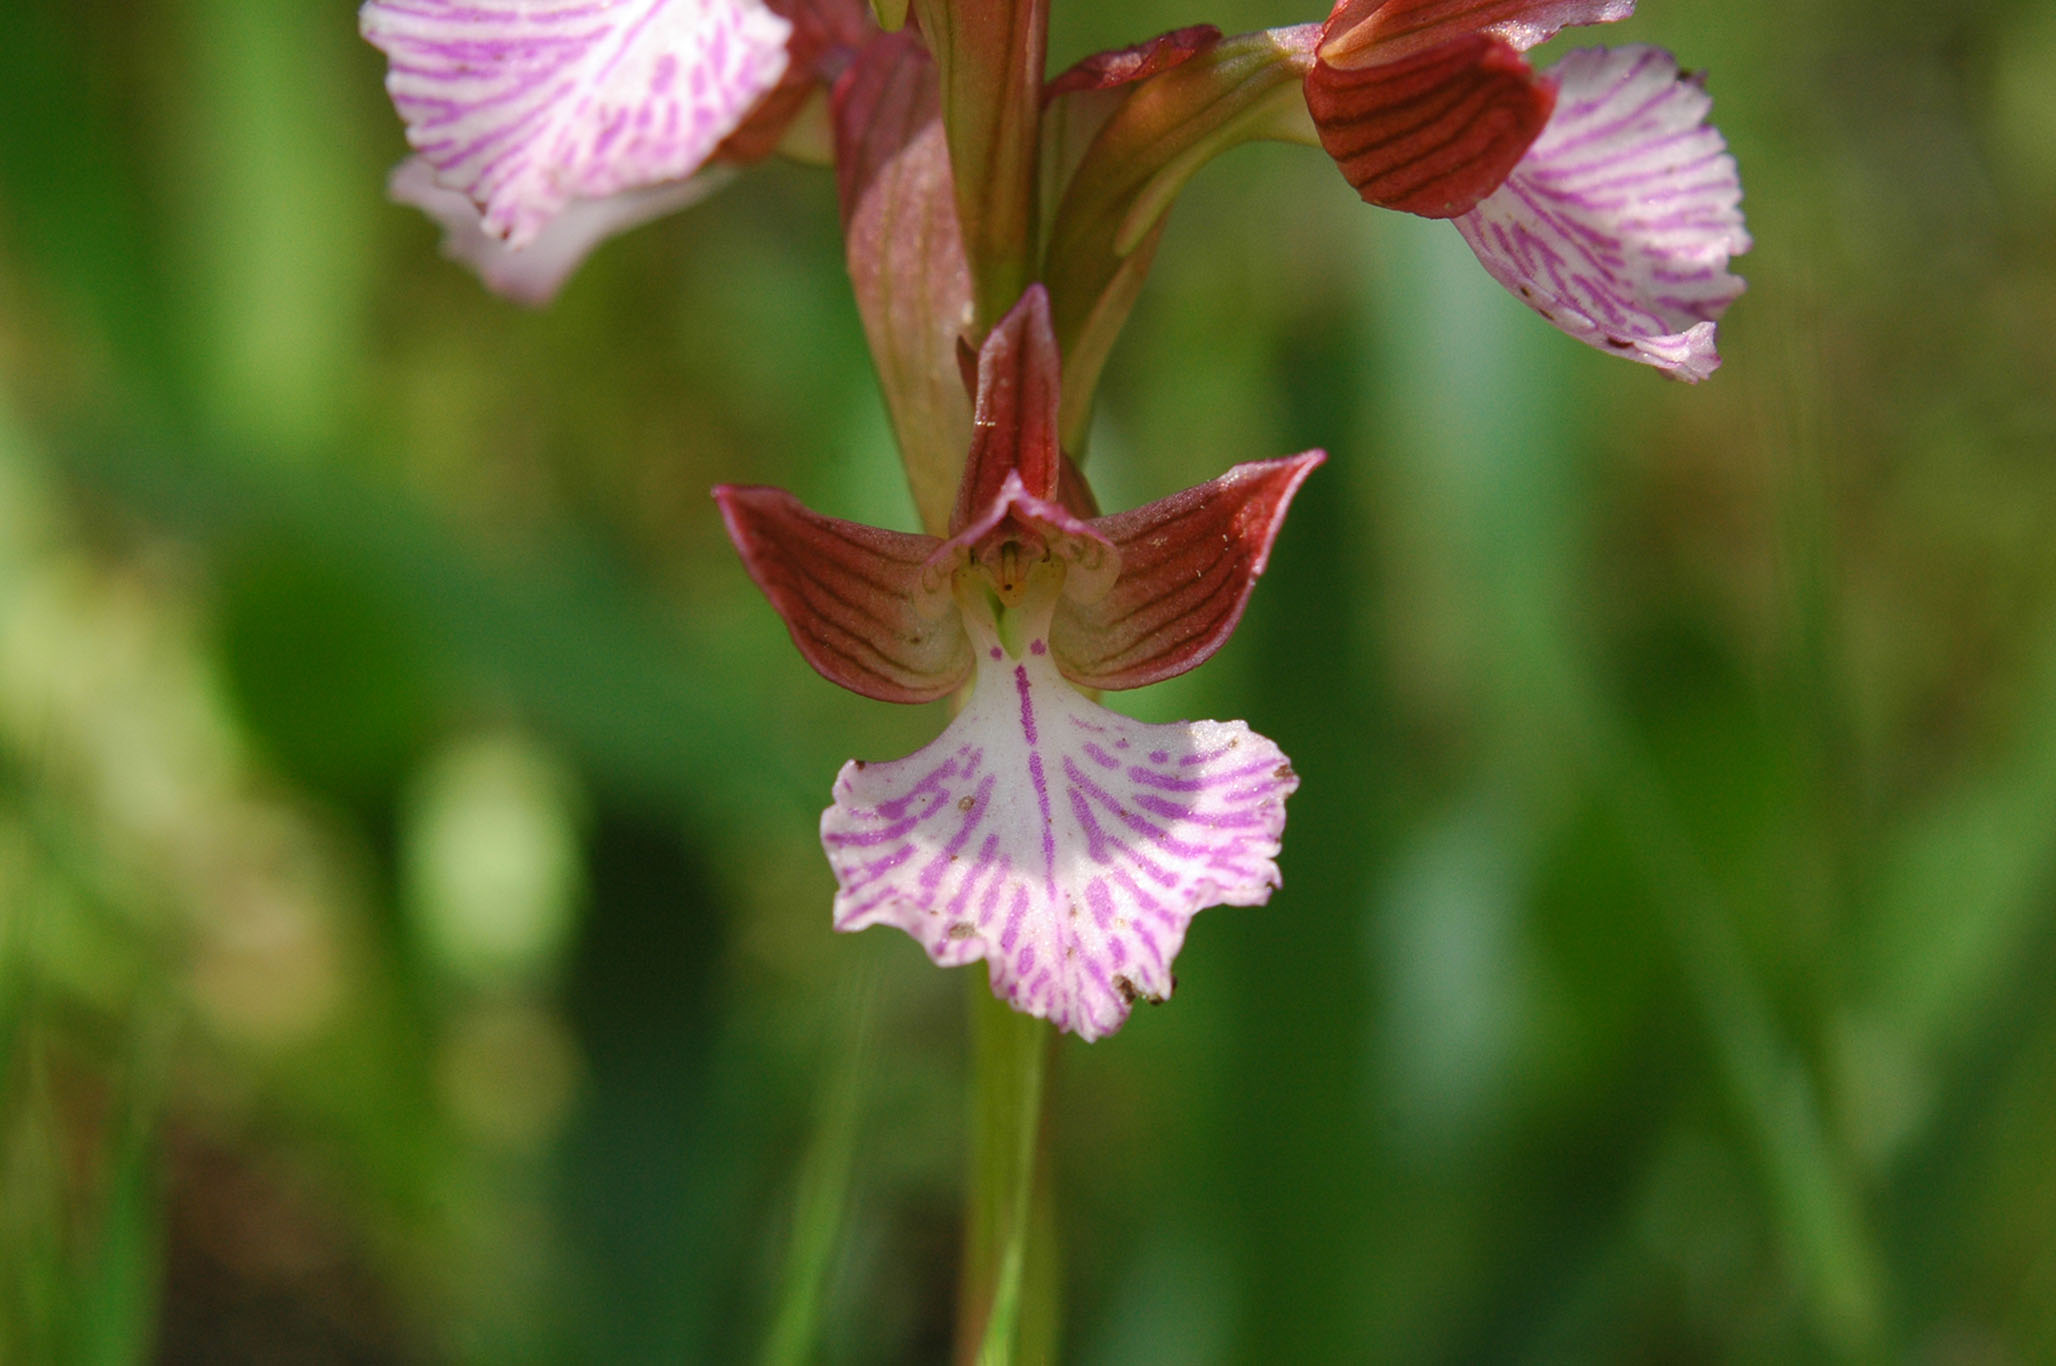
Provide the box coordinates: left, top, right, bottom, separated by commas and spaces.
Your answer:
361, 0, 796, 248
822, 603, 1299, 1040
1451, 45, 1748, 380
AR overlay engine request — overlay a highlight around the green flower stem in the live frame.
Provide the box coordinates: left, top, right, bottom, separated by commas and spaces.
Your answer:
958, 975, 1055, 1365
911, 0, 1049, 334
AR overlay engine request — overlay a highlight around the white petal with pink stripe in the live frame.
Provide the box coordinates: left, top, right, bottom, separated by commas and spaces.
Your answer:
362, 0, 790, 248
1454, 45, 1750, 381
823, 617, 1296, 1042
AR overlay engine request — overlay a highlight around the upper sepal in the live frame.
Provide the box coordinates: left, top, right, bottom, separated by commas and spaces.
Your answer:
1044, 26, 1222, 100
950, 285, 1067, 534
360, 0, 794, 248
714, 485, 971, 703
1303, 0, 1631, 217
1051, 452, 1323, 690
1317, 0, 1633, 67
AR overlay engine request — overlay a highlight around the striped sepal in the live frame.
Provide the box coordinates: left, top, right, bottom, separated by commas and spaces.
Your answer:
1051, 452, 1323, 692
713, 485, 971, 703
1304, 31, 1555, 218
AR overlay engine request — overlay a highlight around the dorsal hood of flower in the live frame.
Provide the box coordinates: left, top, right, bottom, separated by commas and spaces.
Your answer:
715, 286, 1322, 1039
1284, 0, 1750, 378
1302, 0, 1634, 217
359, 0, 873, 302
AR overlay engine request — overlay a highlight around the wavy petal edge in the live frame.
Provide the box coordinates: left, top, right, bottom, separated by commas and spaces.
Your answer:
823, 616, 1297, 1040
1453, 45, 1750, 380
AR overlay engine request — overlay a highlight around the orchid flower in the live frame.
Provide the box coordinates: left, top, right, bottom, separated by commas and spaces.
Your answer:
715, 286, 1319, 1040
359, 0, 868, 302
1037, 0, 1747, 406
1301, 0, 1751, 379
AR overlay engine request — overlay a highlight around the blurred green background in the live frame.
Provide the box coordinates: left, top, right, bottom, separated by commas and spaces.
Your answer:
4, 0, 2056, 1360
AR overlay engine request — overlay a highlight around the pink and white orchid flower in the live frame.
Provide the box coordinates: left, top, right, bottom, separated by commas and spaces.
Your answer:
359, 0, 867, 301
716, 286, 1318, 1040
1301, 0, 1750, 379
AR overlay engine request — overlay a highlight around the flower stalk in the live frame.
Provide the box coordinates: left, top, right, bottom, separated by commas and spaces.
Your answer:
911, 0, 1050, 333
959, 978, 1054, 1364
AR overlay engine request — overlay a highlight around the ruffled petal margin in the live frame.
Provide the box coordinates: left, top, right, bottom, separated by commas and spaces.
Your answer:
823, 618, 1297, 1041
361, 0, 792, 248
1452, 45, 1750, 380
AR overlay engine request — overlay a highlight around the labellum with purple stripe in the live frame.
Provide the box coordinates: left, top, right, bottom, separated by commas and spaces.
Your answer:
716, 285, 1320, 1038
1452, 45, 1750, 380
360, 0, 872, 301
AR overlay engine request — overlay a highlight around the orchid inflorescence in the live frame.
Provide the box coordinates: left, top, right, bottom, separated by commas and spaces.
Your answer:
360, 0, 1747, 1039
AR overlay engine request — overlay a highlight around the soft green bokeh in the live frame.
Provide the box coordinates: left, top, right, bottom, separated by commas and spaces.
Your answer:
3, 0, 2055, 1360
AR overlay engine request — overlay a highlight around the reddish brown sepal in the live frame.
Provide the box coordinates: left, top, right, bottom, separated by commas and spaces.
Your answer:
949, 284, 1065, 534
1304, 31, 1554, 218
1050, 451, 1324, 690
1044, 25, 1222, 100
714, 485, 970, 704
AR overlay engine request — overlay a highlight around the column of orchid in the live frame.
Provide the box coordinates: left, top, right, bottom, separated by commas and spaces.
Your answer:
360, 0, 1747, 1352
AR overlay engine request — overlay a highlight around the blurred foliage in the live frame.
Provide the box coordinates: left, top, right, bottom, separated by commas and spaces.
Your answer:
3, 0, 2056, 1361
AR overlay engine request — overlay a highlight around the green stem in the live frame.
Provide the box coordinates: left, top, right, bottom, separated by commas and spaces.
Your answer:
910, 0, 1049, 333
958, 976, 1054, 1365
